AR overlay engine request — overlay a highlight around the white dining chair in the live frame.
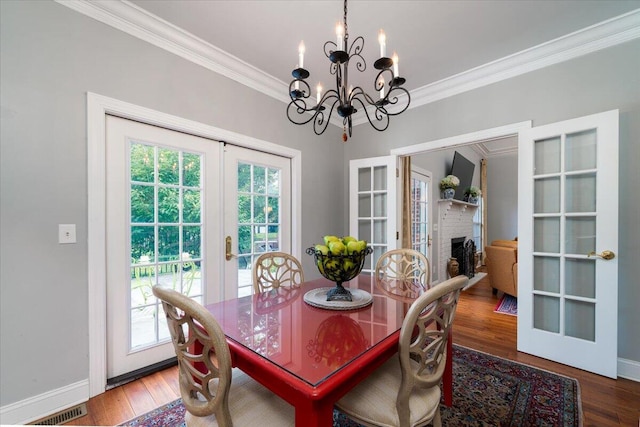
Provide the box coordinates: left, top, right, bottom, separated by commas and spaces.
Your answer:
335, 275, 468, 427
152, 285, 294, 427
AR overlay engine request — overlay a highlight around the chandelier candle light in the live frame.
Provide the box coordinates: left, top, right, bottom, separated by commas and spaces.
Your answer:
287, 0, 410, 142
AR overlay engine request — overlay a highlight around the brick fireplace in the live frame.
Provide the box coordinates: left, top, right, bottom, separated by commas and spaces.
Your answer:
436, 200, 478, 283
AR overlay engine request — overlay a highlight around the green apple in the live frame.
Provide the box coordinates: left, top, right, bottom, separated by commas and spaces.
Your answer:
329, 240, 346, 255
343, 259, 355, 271
323, 235, 340, 245
356, 240, 367, 252
315, 244, 329, 255
346, 240, 360, 254
342, 236, 357, 245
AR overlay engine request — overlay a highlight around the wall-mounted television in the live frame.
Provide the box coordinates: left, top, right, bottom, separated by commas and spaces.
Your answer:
450, 151, 475, 201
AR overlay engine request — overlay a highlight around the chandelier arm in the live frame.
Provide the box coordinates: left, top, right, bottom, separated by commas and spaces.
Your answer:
350, 95, 390, 132
383, 86, 412, 116
314, 97, 340, 135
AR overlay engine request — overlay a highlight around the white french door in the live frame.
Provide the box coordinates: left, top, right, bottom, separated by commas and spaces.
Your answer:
105, 116, 292, 379
349, 156, 398, 272
517, 110, 619, 378
106, 116, 221, 379
410, 166, 433, 272
222, 144, 292, 299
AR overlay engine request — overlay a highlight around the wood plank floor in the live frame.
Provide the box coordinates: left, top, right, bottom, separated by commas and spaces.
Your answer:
66, 275, 640, 426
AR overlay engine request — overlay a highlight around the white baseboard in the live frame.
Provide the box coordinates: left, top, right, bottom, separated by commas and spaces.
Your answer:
0, 379, 89, 425
618, 357, 640, 382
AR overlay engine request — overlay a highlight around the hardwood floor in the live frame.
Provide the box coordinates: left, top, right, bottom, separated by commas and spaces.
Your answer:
66, 275, 640, 426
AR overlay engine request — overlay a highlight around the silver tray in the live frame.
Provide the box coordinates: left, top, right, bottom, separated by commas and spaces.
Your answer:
303, 287, 373, 310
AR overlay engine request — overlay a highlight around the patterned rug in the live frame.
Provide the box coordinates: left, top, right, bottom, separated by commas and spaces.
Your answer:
121, 345, 581, 427
494, 294, 518, 316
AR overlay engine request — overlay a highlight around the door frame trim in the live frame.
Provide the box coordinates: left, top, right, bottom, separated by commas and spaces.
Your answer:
87, 92, 302, 397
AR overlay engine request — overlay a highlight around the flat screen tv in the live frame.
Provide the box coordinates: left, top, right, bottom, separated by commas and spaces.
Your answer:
450, 151, 475, 201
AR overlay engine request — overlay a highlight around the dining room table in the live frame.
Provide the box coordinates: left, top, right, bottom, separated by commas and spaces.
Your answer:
204, 274, 453, 427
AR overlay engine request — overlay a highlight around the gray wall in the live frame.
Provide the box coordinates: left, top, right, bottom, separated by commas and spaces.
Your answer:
0, 0, 345, 407
346, 38, 640, 365
486, 153, 518, 243
2, 0, 639, 415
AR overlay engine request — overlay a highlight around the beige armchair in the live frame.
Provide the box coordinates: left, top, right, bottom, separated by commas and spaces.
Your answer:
484, 239, 518, 297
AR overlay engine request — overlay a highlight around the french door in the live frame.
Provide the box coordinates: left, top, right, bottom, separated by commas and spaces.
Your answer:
349, 156, 398, 272
517, 110, 618, 378
222, 144, 292, 299
105, 116, 291, 379
410, 166, 433, 274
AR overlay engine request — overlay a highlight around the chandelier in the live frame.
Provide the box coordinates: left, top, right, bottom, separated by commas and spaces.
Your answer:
286, 0, 410, 142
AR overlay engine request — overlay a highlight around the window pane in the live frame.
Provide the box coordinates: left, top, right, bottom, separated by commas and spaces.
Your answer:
534, 137, 560, 175
565, 129, 596, 172
565, 217, 595, 255
158, 148, 179, 184
183, 226, 201, 258
158, 187, 179, 223
566, 173, 596, 213
254, 165, 266, 194
182, 152, 201, 187
238, 163, 251, 192
131, 226, 155, 262
158, 226, 179, 260
130, 143, 155, 183
183, 189, 201, 223
534, 217, 560, 253
131, 185, 154, 223
267, 168, 280, 196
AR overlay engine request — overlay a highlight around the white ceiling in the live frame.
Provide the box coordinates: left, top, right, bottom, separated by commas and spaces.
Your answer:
126, 0, 639, 94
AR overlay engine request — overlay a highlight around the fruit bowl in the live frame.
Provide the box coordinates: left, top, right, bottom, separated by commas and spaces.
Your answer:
306, 245, 373, 301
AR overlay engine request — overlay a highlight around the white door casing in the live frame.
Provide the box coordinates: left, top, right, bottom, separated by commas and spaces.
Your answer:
517, 110, 619, 378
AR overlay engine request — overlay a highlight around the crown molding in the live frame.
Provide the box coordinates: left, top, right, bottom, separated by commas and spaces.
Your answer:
55, 0, 288, 103
406, 9, 640, 111
56, 1, 640, 127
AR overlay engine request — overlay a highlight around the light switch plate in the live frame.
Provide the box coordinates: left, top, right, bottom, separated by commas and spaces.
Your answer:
59, 224, 77, 244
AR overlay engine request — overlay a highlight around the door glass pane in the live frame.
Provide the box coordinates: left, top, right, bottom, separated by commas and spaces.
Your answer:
237, 162, 282, 297
566, 173, 596, 213
158, 187, 179, 223
129, 143, 205, 351
158, 148, 179, 184
533, 256, 560, 293
359, 194, 371, 217
534, 177, 560, 213
565, 129, 596, 172
373, 220, 387, 244
565, 217, 596, 255
183, 189, 201, 223
358, 219, 371, 241
565, 300, 595, 341
534, 217, 560, 253
358, 168, 371, 191
130, 144, 155, 182
182, 152, 201, 187
534, 137, 560, 175
131, 185, 154, 223
373, 166, 387, 190
374, 193, 387, 217
533, 295, 559, 333
565, 258, 595, 298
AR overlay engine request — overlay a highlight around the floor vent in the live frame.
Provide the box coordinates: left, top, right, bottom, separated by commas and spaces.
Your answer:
31, 403, 87, 425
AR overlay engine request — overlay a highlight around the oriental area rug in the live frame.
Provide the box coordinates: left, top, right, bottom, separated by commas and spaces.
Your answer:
121, 345, 581, 427
494, 294, 518, 316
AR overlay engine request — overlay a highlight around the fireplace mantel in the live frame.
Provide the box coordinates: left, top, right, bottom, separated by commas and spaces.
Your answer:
436, 200, 478, 283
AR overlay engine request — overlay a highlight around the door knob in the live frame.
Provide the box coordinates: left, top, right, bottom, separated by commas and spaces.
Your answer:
587, 250, 615, 260
225, 236, 237, 261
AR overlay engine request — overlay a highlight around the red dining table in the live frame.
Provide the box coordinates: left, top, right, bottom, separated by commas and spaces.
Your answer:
205, 274, 453, 427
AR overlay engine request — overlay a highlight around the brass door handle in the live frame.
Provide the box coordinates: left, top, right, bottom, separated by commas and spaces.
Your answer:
225, 236, 237, 261
587, 250, 615, 260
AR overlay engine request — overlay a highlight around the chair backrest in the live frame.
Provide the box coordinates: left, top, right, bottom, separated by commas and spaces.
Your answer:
396, 275, 468, 425
375, 248, 431, 300
152, 285, 233, 424
253, 252, 305, 293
